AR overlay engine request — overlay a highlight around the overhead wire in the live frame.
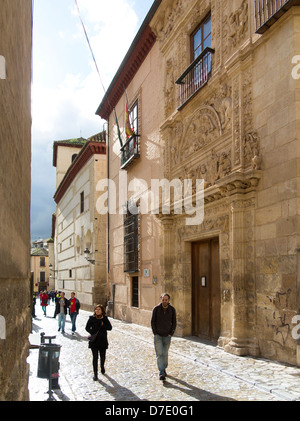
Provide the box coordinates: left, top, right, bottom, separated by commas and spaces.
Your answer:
74, 0, 107, 97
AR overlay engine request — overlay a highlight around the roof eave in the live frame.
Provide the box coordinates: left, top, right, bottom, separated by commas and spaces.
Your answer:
96, 0, 162, 120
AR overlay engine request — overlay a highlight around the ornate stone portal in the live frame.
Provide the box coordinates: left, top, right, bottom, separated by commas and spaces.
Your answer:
155, 0, 265, 356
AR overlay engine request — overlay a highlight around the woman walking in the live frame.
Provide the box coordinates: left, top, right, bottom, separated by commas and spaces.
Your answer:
85, 304, 112, 380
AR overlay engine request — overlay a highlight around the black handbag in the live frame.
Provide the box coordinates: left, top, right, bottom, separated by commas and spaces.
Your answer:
88, 332, 98, 342
88, 320, 103, 342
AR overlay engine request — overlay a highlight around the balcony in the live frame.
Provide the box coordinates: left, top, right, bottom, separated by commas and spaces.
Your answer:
176, 47, 214, 109
255, 0, 300, 34
120, 134, 140, 170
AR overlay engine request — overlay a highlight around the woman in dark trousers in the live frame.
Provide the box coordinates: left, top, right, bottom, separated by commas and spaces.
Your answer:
85, 304, 112, 380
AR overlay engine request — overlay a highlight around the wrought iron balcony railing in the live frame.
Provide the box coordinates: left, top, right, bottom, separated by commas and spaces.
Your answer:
120, 134, 140, 170
255, 0, 300, 34
176, 47, 214, 109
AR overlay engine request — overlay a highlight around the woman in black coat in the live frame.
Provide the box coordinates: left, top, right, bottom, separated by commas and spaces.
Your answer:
85, 304, 112, 380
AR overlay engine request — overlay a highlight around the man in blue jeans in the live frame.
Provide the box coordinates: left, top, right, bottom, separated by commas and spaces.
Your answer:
69, 292, 80, 335
55, 291, 69, 334
151, 293, 177, 381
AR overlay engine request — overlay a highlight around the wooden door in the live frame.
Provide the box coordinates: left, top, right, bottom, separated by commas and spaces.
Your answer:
192, 238, 220, 340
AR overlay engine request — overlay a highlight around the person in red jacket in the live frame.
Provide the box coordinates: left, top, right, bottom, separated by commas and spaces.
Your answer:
69, 292, 80, 335
40, 291, 48, 316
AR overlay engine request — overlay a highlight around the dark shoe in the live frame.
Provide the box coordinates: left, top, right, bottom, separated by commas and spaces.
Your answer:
159, 374, 166, 381
93, 374, 98, 381
58, 328, 60, 332
101, 368, 105, 374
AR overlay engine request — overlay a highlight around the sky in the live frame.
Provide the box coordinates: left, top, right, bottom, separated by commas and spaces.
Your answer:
31, 0, 154, 241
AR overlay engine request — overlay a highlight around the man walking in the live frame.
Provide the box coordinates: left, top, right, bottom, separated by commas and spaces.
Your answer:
69, 292, 80, 335
151, 293, 177, 381
55, 291, 69, 334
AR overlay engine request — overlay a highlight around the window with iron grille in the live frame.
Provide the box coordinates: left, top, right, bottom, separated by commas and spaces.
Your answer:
132, 276, 139, 308
124, 203, 139, 273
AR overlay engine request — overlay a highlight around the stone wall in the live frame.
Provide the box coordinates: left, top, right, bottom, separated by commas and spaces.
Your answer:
0, 0, 32, 401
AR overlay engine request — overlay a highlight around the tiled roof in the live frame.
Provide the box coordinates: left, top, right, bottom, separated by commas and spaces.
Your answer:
31, 247, 49, 257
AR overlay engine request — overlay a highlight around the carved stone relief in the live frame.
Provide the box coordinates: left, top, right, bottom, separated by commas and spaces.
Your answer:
244, 132, 261, 170
164, 57, 176, 116
223, 0, 249, 57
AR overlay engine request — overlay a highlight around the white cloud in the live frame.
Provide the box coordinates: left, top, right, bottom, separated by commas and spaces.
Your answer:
73, 0, 139, 87
32, 0, 139, 144
31, 0, 142, 239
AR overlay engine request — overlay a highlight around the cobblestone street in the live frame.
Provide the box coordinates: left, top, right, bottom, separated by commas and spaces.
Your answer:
27, 301, 300, 404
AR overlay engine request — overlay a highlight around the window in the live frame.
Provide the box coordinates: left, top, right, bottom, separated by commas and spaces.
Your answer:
40, 272, 45, 282
124, 202, 139, 273
176, 13, 214, 108
69, 269, 72, 278
40, 257, 45, 267
132, 276, 139, 308
192, 14, 212, 61
121, 100, 140, 170
129, 100, 138, 135
80, 191, 84, 213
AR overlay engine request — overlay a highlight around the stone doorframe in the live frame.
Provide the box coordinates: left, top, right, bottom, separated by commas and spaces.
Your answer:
158, 170, 262, 357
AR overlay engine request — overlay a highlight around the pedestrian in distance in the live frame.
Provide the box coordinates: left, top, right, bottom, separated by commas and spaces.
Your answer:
32, 292, 37, 318
85, 304, 112, 381
69, 292, 80, 335
40, 290, 49, 316
151, 293, 177, 381
55, 291, 69, 334
53, 291, 61, 318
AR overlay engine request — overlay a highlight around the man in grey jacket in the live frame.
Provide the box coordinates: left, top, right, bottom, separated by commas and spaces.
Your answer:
151, 293, 177, 381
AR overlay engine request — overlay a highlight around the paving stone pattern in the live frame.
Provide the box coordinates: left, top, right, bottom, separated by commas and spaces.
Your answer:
27, 301, 300, 402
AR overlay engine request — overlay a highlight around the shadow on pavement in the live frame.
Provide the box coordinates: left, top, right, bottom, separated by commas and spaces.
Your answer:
164, 375, 235, 401
97, 374, 145, 401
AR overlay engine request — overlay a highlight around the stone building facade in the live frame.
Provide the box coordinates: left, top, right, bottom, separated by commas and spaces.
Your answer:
53, 134, 107, 310
153, 0, 300, 365
0, 0, 32, 401
97, 0, 300, 366
31, 246, 50, 293
97, 1, 165, 326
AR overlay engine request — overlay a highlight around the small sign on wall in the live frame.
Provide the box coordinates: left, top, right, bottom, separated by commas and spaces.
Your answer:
0, 56, 6, 80
201, 276, 206, 287
0, 315, 6, 339
144, 268, 150, 277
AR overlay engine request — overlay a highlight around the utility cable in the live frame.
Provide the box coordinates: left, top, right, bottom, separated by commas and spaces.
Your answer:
74, 0, 107, 96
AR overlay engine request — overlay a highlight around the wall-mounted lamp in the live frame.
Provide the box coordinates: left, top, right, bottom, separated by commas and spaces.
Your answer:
49, 264, 59, 278
49, 263, 58, 273
84, 248, 95, 265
